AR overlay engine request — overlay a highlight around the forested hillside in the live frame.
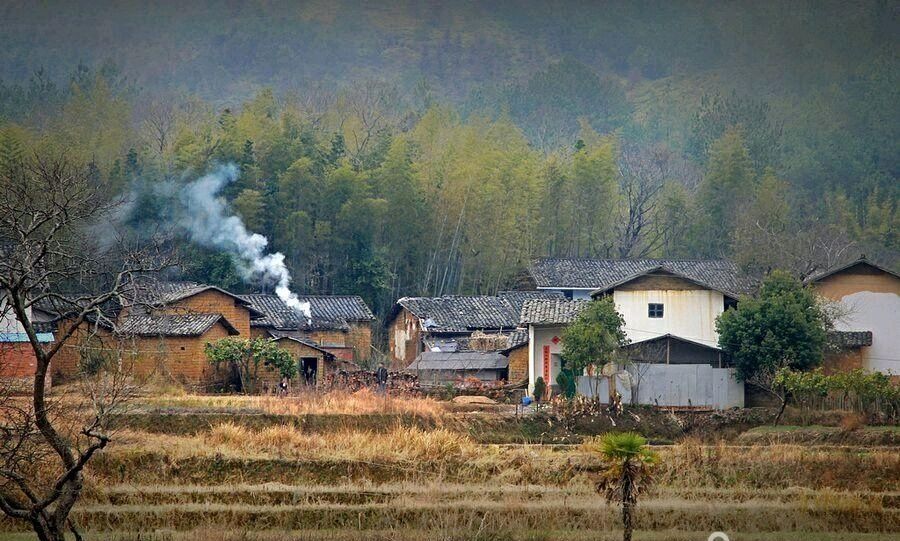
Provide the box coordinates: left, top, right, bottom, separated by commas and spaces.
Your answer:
0, 0, 897, 318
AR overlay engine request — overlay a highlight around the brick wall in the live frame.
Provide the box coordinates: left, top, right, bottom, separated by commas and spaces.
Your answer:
49, 322, 114, 384
159, 290, 252, 337
121, 322, 232, 385
0, 342, 50, 387
388, 308, 420, 369
822, 349, 865, 374
345, 322, 373, 363
272, 339, 329, 386
309, 329, 346, 347
506, 345, 528, 382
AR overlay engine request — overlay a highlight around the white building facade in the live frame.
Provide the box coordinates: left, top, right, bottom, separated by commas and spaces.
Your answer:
522, 259, 751, 408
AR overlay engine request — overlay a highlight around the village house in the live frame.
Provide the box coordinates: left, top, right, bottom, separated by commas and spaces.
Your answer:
39, 281, 260, 386
0, 291, 55, 387
240, 294, 375, 366
388, 291, 561, 381
806, 257, 900, 377
521, 259, 753, 408
34, 281, 375, 389
268, 335, 337, 388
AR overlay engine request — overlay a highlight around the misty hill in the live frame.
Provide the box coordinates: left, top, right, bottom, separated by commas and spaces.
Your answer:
0, 0, 897, 317
2, 1, 896, 174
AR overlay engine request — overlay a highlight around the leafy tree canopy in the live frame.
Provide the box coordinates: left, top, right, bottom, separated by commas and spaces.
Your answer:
716, 270, 832, 383
562, 297, 629, 375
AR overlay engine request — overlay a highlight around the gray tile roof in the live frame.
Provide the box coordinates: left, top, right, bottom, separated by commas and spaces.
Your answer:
116, 313, 238, 337
805, 257, 900, 283
829, 331, 873, 348
520, 299, 591, 326
407, 350, 509, 371
497, 290, 565, 315
30, 294, 119, 329
268, 332, 335, 357
529, 258, 754, 297
241, 294, 374, 331
395, 291, 563, 334
123, 280, 260, 315
502, 328, 529, 351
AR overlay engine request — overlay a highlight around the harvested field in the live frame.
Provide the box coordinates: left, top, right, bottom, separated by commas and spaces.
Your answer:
9, 393, 900, 540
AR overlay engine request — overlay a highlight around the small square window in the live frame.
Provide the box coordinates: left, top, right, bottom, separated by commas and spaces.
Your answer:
648, 303, 664, 318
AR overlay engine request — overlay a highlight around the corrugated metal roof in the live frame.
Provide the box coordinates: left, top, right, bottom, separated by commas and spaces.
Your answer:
0, 332, 54, 343
407, 351, 509, 371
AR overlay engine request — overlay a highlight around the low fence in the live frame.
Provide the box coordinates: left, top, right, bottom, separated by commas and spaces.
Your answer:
578, 363, 745, 410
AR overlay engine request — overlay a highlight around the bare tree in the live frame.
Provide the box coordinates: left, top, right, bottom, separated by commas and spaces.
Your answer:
734, 213, 857, 280
140, 98, 177, 156
0, 154, 166, 541
336, 80, 402, 168
614, 144, 698, 258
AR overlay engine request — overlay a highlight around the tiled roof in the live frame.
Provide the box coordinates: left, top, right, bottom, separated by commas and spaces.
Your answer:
407, 351, 509, 371
497, 290, 565, 315
268, 332, 335, 358
520, 299, 591, 325
805, 256, 900, 283
502, 328, 529, 352
529, 258, 754, 297
829, 331, 873, 348
241, 294, 374, 331
124, 280, 259, 314
30, 294, 119, 329
394, 291, 563, 334
32, 321, 57, 334
116, 313, 238, 337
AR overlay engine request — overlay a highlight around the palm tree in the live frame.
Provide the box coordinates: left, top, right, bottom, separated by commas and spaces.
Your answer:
592, 432, 659, 541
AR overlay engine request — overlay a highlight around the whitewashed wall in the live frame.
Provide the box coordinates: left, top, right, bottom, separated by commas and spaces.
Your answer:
0, 293, 28, 334
612, 289, 724, 345
528, 325, 566, 393
832, 291, 900, 375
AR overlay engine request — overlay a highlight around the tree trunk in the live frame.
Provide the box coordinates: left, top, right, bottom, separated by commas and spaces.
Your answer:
622, 500, 634, 541
773, 395, 787, 426
622, 461, 635, 541
30, 506, 69, 541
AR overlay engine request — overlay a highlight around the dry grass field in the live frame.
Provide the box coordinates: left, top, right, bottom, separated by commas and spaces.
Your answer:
10, 390, 900, 540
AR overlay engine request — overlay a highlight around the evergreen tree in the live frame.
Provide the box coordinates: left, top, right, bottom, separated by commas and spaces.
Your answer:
696, 128, 755, 255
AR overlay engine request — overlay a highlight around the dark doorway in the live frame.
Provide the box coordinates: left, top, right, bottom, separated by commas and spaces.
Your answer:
300, 357, 318, 385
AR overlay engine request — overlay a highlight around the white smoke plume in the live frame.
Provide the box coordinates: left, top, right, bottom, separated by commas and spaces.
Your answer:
180, 164, 311, 320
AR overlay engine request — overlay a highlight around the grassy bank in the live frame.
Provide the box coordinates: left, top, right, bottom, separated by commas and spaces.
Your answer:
12, 391, 900, 539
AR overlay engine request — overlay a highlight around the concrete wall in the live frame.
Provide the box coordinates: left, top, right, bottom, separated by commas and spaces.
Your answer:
577, 363, 744, 409
612, 289, 724, 346
828, 291, 899, 375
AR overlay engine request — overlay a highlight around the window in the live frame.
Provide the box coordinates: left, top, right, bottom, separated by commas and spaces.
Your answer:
648, 303, 664, 318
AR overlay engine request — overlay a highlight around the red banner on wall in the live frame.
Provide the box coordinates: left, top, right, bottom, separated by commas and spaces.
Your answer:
542, 345, 551, 382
